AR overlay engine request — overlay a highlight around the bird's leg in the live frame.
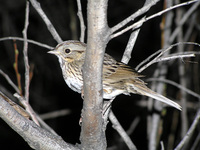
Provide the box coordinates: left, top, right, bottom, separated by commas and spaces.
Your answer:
81, 88, 84, 99
79, 88, 84, 125
102, 97, 115, 116
102, 98, 115, 129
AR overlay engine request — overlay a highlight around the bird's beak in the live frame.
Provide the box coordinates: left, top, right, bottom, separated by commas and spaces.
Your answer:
48, 50, 60, 55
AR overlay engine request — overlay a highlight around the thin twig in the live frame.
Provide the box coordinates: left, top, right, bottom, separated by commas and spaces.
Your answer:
109, 111, 137, 150
0, 37, 54, 50
121, 29, 139, 64
29, 0, 63, 43
0, 69, 20, 94
148, 1, 174, 148
76, 0, 86, 42
23, 1, 30, 102
138, 52, 195, 73
169, 1, 200, 43
136, 42, 200, 71
191, 132, 200, 150
157, 53, 194, 62
149, 113, 162, 150
167, 111, 179, 150
147, 78, 200, 99
136, 42, 200, 72
13, 41, 22, 95
160, 141, 165, 150
110, 0, 160, 34
117, 2, 152, 147
0, 92, 78, 150
121, 0, 156, 64
126, 117, 140, 135
36, 114, 58, 136
175, 1, 188, 138
110, 0, 199, 39
40, 109, 71, 120
175, 109, 200, 150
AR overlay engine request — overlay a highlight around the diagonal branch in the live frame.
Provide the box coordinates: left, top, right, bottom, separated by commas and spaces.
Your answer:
0, 69, 20, 94
169, 1, 200, 43
136, 42, 200, 72
0, 92, 79, 150
110, 0, 199, 39
110, 0, 160, 34
109, 111, 137, 150
175, 109, 200, 150
29, 0, 63, 43
121, 0, 152, 64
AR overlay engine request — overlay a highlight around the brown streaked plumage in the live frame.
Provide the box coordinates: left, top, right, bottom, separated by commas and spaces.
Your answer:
48, 40, 181, 110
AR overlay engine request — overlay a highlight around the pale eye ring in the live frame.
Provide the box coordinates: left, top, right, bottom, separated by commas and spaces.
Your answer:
65, 49, 71, 53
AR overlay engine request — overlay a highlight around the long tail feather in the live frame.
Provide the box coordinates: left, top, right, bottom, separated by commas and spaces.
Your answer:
131, 85, 182, 110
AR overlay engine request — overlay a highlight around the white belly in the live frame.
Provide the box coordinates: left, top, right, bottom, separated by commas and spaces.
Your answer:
64, 77, 83, 93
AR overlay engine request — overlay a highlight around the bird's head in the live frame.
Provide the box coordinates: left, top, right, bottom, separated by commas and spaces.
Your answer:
48, 40, 86, 63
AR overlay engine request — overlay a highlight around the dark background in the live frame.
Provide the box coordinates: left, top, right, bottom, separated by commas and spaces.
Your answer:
0, 0, 199, 149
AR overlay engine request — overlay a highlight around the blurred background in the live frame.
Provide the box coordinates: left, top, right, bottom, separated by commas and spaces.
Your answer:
0, 0, 199, 149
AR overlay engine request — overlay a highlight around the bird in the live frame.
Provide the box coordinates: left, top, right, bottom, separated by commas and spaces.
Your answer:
48, 40, 181, 110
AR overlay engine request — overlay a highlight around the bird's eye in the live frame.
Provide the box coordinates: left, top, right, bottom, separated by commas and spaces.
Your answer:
65, 49, 71, 53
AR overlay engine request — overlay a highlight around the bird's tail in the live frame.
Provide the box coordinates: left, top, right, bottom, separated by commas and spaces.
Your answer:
129, 84, 182, 110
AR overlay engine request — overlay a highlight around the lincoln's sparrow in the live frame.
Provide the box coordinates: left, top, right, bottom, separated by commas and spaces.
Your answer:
48, 40, 181, 110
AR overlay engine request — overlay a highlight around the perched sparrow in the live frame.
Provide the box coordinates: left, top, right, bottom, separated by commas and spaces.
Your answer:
48, 40, 181, 110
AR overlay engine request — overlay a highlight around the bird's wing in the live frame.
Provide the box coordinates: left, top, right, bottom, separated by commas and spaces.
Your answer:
103, 53, 144, 82
102, 54, 182, 110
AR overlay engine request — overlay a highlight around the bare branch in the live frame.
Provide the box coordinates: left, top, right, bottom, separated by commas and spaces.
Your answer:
138, 52, 195, 73
14, 93, 40, 126
121, 29, 140, 64
160, 141, 165, 150
136, 42, 200, 72
148, 1, 174, 148
121, 0, 152, 64
0, 37, 54, 50
191, 132, 200, 150
29, 0, 63, 43
110, 19, 143, 39
175, 2, 188, 137
76, 0, 86, 42
169, 1, 200, 43
158, 53, 194, 62
40, 109, 71, 120
175, 109, 200, 150
0, 91, 30, 119
81, 0, 109, 149
110, 0, 160, 34
110, 0, 199, 39
0, 69, 20, 94
109, 111, 137, 150
147, 78, 200, 99
0, 92, 79, 150
149, 113, 162, 149
36, 114, 59, 136
22, 1, 30, 101
126, 117, 140, 136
